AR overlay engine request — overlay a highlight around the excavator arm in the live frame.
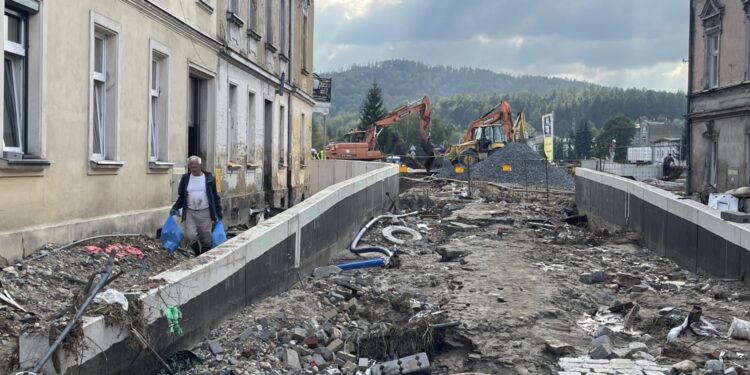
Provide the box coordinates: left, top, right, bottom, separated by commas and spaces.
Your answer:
365, 96, 432, 151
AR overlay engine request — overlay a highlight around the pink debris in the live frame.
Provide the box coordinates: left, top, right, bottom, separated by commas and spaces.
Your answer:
125, 245, 145, 260
84, 243, 145, 260
85, 245, 103, 255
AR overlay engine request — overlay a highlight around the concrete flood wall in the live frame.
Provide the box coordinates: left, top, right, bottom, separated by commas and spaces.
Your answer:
575, 168, 750, 281
20, 161, 399, 375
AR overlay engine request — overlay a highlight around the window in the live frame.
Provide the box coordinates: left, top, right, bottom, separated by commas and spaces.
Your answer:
279, 0, 288, 56
228, 0, 239, 14
279, 105, 286, 165
89, 15, 120, 165
300, 113, 305, 165
247, 92, 256, 163
709, 137, 718, 186
3, 10, 26, 156
149, 42, 170, 166
265, 0, 274, 49
301, 14, 308, 72
228, 83, 238, 163
707, 33, 719, 89
247, 0, 258, 33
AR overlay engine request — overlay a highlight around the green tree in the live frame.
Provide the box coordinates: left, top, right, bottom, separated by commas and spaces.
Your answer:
593, 115, 636, 162
566, 127, 576, 160
574, 120, 594, 159
554, 138, 564, 161
359, 82, 387, 130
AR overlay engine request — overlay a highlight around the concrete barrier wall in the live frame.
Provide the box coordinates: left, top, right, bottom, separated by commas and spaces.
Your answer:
575, 168, 750, 281
20, 161, 399, 375
309, 160, 390, 196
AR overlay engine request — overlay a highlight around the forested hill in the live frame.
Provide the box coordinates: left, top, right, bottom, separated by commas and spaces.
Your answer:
322, 59, 593, 115
320, 59, 686, 136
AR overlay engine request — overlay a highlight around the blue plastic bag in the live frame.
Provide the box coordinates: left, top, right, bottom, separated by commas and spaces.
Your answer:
160, 215, 183, 254
211, 220, 227, 248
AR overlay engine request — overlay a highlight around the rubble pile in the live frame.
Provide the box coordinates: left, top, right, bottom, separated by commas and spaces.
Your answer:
436, 143, 574, 190
172, 269, 449, 375
0, 236, 184, 371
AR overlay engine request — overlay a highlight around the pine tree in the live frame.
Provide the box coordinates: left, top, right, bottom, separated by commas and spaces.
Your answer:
359, 82, 387, 131
574, 120, 593, 159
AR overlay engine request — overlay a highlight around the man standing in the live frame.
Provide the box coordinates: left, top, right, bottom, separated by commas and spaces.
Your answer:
170, 156, 223, 255
663, 153, 675, 179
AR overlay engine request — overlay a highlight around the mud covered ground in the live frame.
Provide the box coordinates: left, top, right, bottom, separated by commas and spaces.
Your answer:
0, 235, 187, 371
166, 179, 750, 374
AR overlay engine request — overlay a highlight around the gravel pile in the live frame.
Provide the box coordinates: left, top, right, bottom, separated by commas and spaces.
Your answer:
436, 143, 574, 190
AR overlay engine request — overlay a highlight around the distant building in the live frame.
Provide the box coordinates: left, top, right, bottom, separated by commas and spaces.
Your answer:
632, 121, 682, 147
688, 0, 749, 193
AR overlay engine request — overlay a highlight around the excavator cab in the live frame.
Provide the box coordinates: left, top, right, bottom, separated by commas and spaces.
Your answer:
476, 125, 506, 153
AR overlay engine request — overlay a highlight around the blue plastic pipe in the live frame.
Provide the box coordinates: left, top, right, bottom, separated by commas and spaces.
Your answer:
337, 258, 385, 270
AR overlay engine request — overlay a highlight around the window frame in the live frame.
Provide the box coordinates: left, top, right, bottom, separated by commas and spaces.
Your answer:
246, 90, 257, 167
264, 0, 276, 52
299, 112, 306, 166
148, 40, 171, 169
88, 12, 121, 170
247, 0, 260, 39
278, 104, 286, 166
707, 32, 720, 89
3, 9, 26, 156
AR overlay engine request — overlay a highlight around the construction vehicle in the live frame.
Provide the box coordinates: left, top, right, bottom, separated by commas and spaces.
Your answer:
325, 96, 433, 163
445, 99, 528, 165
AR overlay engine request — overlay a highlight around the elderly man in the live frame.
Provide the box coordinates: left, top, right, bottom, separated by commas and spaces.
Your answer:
170, 156, 223, 255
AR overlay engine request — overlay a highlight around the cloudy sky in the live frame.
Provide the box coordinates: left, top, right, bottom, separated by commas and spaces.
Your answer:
314, 0, 688, 92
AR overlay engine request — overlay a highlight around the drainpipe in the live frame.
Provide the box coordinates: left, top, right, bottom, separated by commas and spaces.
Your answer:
686, 0, 695, 196
286, 0, 294, 206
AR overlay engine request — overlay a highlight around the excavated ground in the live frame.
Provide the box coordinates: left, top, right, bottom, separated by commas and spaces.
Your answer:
164, 179, 750, 375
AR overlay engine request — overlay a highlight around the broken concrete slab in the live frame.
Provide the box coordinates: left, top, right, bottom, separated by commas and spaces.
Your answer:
579, 271, 606, 284
544, 338, 575, 356
281, 348, 302, 370
208, 339, 224, 355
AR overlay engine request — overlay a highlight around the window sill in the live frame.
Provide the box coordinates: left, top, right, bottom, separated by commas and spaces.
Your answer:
149, 161, 174, 172
247, 29, 262, 41
0, 157, 51, 170
246, 163, 260, 170
278, 163, 288, 169
300, 163, 307, 169
226, 11, 245, 27
196, 0, 214, 13
265, 42, 277, 54
227, 162, 243, 171
301, 68, 310, 76
279, 53, 289, 63
90, 159, 125, 169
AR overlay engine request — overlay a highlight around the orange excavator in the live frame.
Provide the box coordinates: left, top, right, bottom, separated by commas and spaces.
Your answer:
446, 99, 527, 165
325, 96, 433, 162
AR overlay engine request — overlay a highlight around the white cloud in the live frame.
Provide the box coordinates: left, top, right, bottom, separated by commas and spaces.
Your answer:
317, 0, 401, 20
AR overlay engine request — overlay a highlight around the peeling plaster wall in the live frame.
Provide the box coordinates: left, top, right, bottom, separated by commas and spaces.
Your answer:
689, 0, 750, 193
0, 0, 219, 263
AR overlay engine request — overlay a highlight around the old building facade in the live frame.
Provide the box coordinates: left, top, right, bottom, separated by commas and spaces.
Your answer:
688, 0, 750, 193
0, 0, 315, 263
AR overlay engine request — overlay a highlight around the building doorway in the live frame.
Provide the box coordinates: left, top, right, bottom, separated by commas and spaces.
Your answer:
188, 75, 207, 162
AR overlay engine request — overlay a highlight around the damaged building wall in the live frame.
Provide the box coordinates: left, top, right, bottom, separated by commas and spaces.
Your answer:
214, 0, 315, 223
688, 0, 750, 193
0, 0, 220, 263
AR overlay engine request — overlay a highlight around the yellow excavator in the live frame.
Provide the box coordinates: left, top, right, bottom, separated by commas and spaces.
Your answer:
445, 99, 528, 165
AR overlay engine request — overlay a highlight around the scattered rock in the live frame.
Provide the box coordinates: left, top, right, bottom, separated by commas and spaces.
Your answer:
593, 325, 615, 338
579, 271, 606, 284
671, 360, 697, 373
207, 340, 224, 355
544, 338, 575, 356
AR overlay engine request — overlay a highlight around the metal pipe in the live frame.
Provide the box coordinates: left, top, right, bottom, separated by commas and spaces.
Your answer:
32, 255, 115, 373
685, 0, 695, 195
337, 258, 385, 270
349, 211, 418, 257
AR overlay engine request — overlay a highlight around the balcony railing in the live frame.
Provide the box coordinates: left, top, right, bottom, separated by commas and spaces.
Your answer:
313, 73, 331, 103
